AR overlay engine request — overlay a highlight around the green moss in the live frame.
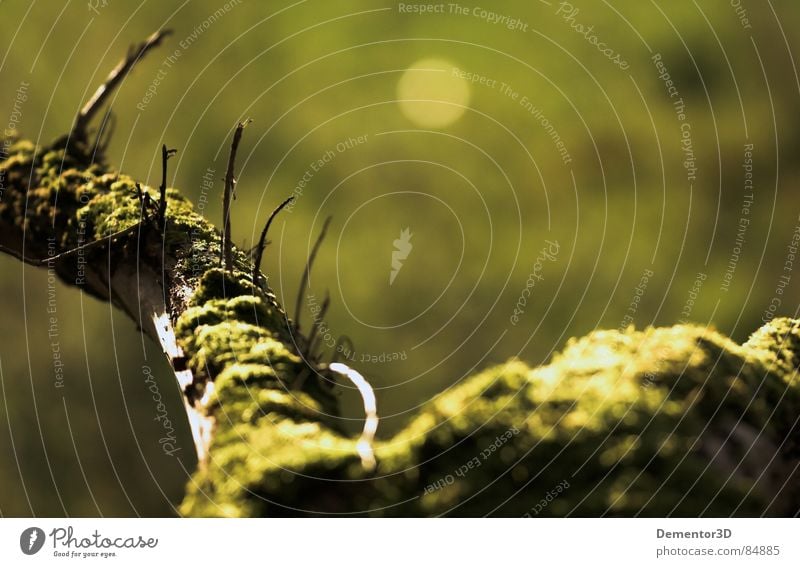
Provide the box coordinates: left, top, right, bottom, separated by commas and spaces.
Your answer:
212, 364, 283, 400
745, 317, 800, 376
188, 322, 271, 377
178, 296, 277, 335
175, 293, 295, 382
182, 319, 800, 517
191, 268, 258, 305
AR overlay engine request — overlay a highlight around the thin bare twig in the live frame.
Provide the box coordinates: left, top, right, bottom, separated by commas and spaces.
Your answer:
221, 119, 251, 271
131, 182, 158, 218
92, 107, 116, 158
252, 195, 294, 287
75, 29, 172, 136
293, 216, 332, 331
305, 290, 330, 361
159, 144, 177, 232
330, 335, 354, 364
38, 223, 143, 265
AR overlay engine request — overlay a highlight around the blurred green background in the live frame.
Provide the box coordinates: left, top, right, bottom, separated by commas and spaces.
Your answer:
1, 0, 799, 516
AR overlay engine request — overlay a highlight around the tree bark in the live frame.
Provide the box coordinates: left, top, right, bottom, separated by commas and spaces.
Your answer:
2, 132, 799, 517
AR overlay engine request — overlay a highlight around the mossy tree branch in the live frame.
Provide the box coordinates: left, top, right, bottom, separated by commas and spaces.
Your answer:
2, 131, 799, 517
1, 32, 798, 514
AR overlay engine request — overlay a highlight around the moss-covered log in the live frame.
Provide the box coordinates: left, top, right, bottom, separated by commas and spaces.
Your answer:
2, 130, 799, 517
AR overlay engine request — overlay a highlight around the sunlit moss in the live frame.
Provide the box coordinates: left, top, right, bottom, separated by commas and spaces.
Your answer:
182, 319, 800, 517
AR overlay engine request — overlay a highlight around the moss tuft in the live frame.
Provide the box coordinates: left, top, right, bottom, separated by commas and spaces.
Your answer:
182, 320, 800, 517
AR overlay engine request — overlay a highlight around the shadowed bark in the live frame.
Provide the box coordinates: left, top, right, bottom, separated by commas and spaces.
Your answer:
2, 131, 799, 517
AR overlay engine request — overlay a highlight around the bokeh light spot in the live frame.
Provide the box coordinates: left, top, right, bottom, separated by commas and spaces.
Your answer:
397, 58, 470, 128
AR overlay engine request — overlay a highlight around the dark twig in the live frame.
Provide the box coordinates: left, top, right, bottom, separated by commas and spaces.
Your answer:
92, 107, 116, 158
37, 223, 143, 265
130, 182, 158, 218
293, 216, 332, 331
294, 288, 331, 391
221, 119, 251, 271
252, 195, 294, 287
305, 290, 330, 362
75, 29, 172, 137
330, 335, 354, 364
159, 145, 177, 232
